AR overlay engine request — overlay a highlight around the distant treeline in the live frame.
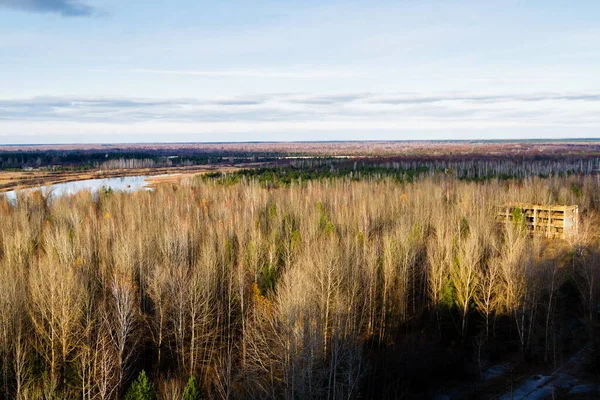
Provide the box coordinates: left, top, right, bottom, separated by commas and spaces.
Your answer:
0, 150, 279, 170
3, 147, 600, 176
204, 157, 600, 186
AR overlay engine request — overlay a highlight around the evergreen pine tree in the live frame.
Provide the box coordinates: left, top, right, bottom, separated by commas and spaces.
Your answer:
124, 370, 157, 400
183, 376, 202, 400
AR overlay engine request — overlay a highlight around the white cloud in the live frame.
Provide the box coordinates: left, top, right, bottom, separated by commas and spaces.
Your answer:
130, 68, 369, 79
1, 92, 600, 143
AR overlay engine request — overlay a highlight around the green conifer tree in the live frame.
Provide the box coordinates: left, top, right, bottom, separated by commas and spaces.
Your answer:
124, 370, 157, 400
183, 376, 202, 400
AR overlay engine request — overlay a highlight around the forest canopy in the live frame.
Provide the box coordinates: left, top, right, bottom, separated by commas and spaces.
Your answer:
0, 174, 598, 398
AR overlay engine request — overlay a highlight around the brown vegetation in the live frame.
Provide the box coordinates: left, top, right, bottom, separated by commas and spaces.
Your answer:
0, 173, 599, 398
3, 140, 600, 158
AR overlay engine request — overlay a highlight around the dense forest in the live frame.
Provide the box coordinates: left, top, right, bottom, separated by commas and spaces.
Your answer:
0, 172, 599, 398
206, 156, 600, 185
0, 151, 270, 171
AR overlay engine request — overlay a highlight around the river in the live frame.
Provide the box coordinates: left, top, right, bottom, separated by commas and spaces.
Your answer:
2, 175, 160, 202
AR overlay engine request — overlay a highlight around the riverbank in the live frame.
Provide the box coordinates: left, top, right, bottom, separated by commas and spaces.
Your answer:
0, 163, 264, 193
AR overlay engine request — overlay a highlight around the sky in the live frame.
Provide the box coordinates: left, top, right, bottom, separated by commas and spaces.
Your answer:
1, 0, 600, 144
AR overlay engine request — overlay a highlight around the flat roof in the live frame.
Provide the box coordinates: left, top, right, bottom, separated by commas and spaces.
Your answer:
502, 202, 578, 211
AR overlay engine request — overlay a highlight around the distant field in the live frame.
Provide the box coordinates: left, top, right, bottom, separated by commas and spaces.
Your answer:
2, 139, 600, 158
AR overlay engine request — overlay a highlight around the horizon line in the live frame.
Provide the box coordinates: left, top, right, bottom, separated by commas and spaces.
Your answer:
1, 137, 600, 147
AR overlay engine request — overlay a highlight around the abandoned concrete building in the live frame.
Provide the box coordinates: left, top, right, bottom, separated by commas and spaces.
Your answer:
498, 203, 579, 240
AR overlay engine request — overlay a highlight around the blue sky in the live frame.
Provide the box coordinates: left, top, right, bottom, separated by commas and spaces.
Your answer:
1, 0, 599, 143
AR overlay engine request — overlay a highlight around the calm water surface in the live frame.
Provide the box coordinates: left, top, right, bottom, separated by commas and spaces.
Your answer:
2, 175, 159, 201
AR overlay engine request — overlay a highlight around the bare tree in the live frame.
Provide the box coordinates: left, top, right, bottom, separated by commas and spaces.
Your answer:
107, 273, 139, 394
452, 223, 482, 341
475, 253, 501, 340
426, 222, 454, 330
28, 244, 85, 393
